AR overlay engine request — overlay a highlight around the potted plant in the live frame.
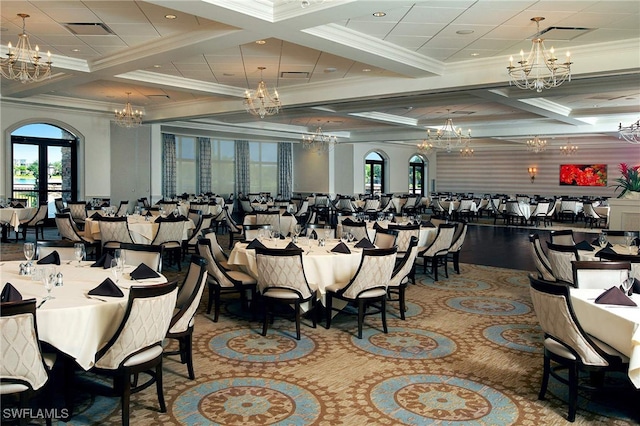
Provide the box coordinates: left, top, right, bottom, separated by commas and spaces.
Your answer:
613, 163, 640, 198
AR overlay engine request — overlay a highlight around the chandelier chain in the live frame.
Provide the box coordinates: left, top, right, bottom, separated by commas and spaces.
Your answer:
0, 14, 52, 84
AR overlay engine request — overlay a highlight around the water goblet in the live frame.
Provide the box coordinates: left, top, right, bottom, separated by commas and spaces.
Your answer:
42, 267, 55, 301
324, 225, 332, 240
624, 232, 634, 254
23, 242, 35, 267
347, 231, 355, 243
341, 232, 349, 244
622, 277, 635, 296
294, 224, 302, 238
74, 243, 85, 267
111, 259, 122, 283
597, 233, 607, 249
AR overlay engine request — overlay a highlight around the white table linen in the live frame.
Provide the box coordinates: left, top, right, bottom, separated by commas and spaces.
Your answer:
336, 220, 437, 248
243, 214, 298, 237
0, 207, 36, 231
579, 244, 640, 262
84, 216, 195, 244
1, 261, 167, 370
570, 288, 640, 388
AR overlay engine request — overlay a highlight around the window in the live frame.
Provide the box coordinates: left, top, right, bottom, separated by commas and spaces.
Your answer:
365, 151, 385, 194
176, 136, 197, 194
210, 140, 235, 195
409, 155, 426, 196
249, 142, 277, 195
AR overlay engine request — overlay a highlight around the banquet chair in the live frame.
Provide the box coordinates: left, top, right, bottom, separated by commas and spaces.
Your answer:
455, 199, 475, 222
243, 224, 272, 241
341, 220, 368, 241
363, 199, 380, 213
189, 202, 208, 213
182, 213, 213, 258
115, 201, 129, 217
530, 201, 550, 227
17, 201, 48, 241
550, 229, 576, 246
559, 199, 579, 223
197, 239, 257, 322
158, 201, 177, 214
401, 196, 418, 215
529, 234, 555, 282
387, 223, 420, 260
304, 223, 333, 239
546, 242, 579, 285
582, 202, 607, 229
571, 261, 631, 290
151, 217, 185, 271
36, 240, 78, 262
447, 221, 468, 274
255, 247, 317, 340
187, 208, 202, 226
201, 227, 231, 270
295, 200, 309, 220
87, 281, 177, 426
1, 299, 57, 426
120, 243, 164, 272
99, 216, 134, 252
54, 197, 66, 214
373, 228, 398, 249
430, 198, 446, 219
68, 201, 88, 230
138, 197, 150, 209
504, 200, 525, 226
9, 198, 28, 208
54, 213, 99, 258
387, 237, 419, 319
164, 256, 208, 379
223, 206, 244, 248
240, 199, 254, 214
528, 275, 628, 422
256, 211, 281, 235
326, 247, 397, 339
418, 223, 456, 281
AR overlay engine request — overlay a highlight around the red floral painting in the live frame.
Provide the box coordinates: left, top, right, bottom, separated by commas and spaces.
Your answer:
559, 164, 607, 186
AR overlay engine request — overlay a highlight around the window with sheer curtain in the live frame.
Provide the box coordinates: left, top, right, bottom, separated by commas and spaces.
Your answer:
249, 142, 277, 195
210, 139, 235, 195
175, 135, 197, 194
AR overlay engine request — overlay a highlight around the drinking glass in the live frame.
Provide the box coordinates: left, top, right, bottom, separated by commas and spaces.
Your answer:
347, 231, 355, 243
324, 225, 332, 240
23, 242, 35, 264
294, 224, 302, 237
42, 267, 55, 300
624, 232, 634, 254
622, 277, 635, 296
74, 243, 85, 267
597, 233, 607, 248
114, 249, 126, 267
341, 232, 349, 244
111, 259, 122, 283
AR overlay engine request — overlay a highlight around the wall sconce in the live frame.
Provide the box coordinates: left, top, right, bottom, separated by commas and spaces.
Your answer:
528, 167, 537, 183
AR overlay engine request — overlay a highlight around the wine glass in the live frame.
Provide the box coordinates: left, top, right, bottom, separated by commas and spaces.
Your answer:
347, 231, 355, 243
324, 225, 332, 240
111, 259, 122, 283
294, 224, 302, 238
114, 249, 126, 268
624, 232, 634, 254
341, 232, 349, 244
42, 267, 55, 301
23, 242, 35, 264
74, 243, 85, 267
597, 233, 607, 249
622, 276, 635, 296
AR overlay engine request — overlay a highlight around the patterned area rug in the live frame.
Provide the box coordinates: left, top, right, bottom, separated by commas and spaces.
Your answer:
1, 233, 637, 425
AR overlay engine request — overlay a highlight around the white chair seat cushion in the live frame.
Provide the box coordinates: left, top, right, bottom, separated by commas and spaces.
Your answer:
358, 288, 387, 298
544, 337, 576, 360
325, 282, 347, 293
0, 383, 29, 394
219, 260, 231, 271
123, 345, 163, 367
162, 242, 181, 249
226, 270, 257, 285
263, 288, 302, 300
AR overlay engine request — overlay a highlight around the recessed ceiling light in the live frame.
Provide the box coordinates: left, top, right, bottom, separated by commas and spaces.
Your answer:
71, 48, 80, 52
255, 40, 266, 45
164, 14, 177, 20
373, 12, 386, 17
324, 67, 337, 73
362, 68, 371, 72
223, 73, 234, 76
153, 64, 162, 68
470, 53, 480, 57
456, 29, 474, 35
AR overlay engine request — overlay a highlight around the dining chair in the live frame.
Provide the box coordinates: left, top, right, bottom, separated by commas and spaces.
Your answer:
387, 223, 420, 259
67, 201, 88, 230
546, 242, 578, 285
255, 247, 317, 340
98, 216, 134, 252
550, 229, 576, 246
372, 228, 398, 249
197, 239, 257, 322
115, 201, 129, 217
36, 240, 78, 262
151, 217, 185, 271
387, 237, 419, 320
559, 199, 579, 223
504, 200, 525, 226
89, 281, 178, 426
200, 227, 231, 270
223, 206, 244, 249
418, 223, 457, 281
182, 213, 213, 258
341, 220, 368, 241
530, 201, 550, 227
447, 221, 468, 274
571, 261, 631, 290
256, 211, 281, 235
119, 243, 164, 272
17, 201, 48, 241
1, 299, 57, 426
325, 247, 397, 339
243, 224, 272, 241
54, 197, 66, 214
158, 201, 177, 214
528, 275, 628, 422
529, 234, 555, 282
164, 256, 208, 379
455, 199, 475, 222
187, 208, 202, 226
54, 213, 99, 257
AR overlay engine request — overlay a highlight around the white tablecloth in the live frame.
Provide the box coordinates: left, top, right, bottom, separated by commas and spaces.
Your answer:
1, 261, 167, 370
570, 288, 640, 388
579, 244, 640, 261
243, 214, 298, 237
84, 216, 195, 244
0, 207, 36, 231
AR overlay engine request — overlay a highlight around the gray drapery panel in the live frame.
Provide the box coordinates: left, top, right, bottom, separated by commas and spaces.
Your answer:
235, 140, 250, 196
277, 142, 293, 199
198, 137, 211, 194
162, 133, 176, 198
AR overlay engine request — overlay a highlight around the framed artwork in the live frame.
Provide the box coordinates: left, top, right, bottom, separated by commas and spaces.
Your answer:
559, 164, 607, 186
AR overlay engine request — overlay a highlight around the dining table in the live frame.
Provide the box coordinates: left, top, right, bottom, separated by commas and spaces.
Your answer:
570, 288, 640, 388
243, 213, 299, 237
336, 220, 437, 248
0, 260, 167, 370
0, 207, 36, 232
83, 215, 195, 244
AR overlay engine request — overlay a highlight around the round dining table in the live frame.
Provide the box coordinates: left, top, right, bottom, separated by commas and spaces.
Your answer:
0, 261, 167, 370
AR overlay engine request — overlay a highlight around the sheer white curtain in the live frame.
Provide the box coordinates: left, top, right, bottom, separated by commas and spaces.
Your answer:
198, 137, 211, 194
277, 142, 292, 199
235, 140, 250, 196
162, 133, 176, 198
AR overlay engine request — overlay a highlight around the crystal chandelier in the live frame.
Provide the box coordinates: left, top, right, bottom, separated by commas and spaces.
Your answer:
302, 125, 337, 153
507, 17, 572, 93
526, 135, 547, 153
244, 67, 281, 119
560, 141, 578, 155
459, 144, 474, 157
417, 140, 433, 153
114, 92, 143, 128
0, 14, 52, 84
619, 120, 640, 144
426, 109, 471, 153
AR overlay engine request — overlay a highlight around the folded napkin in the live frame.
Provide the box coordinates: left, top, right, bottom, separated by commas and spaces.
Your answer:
37, 251, 60, 265
13, 203, 24, 208
130, 263, 161, 280
591, 238, 613, 248
91, 252, 114, 269
355, 238, 375, 249
177, 215, 188, 221
373, 222, 384, 231
88, 278, 124, 298
283, 212, 293, 216
595, 286, 636, 306
285, 242, 302, 251
342, 218, 357, 226
145, 210, 152, 217
308, 230, 318, 239
279, 234, 286, 240
90, 212, 102, 220
246, 239, 266, 250
421, 221, 435, 227
595, 246, 617, 257
574, 240, 594, 251
1, 283, 22, 302
331, 242, 351, 254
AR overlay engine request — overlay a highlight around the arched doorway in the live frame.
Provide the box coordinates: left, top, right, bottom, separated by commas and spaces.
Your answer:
365, 151, 385, 195
409, 154, 426, 196
11, 123, 78, 215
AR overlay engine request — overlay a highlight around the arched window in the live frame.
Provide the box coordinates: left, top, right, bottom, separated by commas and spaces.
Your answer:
365, 151, 385, 195
11, 123, 78, 214
409, 155, 426, 196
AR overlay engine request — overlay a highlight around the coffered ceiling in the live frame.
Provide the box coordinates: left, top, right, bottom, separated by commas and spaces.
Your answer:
1, 0, 639, 150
